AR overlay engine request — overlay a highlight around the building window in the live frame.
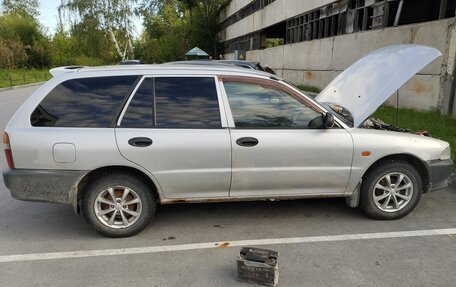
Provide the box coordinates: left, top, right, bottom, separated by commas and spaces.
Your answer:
222, 0, 455, 53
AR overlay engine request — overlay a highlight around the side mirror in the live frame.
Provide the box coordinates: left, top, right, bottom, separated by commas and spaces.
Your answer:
324, 113, 335, 128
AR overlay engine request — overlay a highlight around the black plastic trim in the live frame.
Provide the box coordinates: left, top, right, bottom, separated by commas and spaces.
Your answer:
2, 168, 87, 205
427, 159, 454, 191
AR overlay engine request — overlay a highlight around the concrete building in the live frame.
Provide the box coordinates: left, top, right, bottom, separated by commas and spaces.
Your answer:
218, 0, 456, 116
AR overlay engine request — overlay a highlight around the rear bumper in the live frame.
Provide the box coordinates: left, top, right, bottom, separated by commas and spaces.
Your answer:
2, 168, 87, 205
427, 159, 453, 192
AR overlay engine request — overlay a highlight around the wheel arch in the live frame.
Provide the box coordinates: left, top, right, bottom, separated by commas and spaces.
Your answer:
74, 165, 161, 214
362, 153, 430, 193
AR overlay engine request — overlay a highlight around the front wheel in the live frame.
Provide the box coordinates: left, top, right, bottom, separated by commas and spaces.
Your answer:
359, 161, 423, 220
81, 173, 156, 237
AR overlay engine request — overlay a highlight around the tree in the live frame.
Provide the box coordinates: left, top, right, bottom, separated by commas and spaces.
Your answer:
136, 0, 227, 63
136, 0, 186, 63
190, 0, 226, 57
1, 0, 39, 19
60, 0, 140, 60
0, 40, 13, 68
0, 10, 51, 68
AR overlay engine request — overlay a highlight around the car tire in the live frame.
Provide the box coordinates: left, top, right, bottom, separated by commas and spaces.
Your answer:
359, 160, 423, 220
81, 172, 156, 237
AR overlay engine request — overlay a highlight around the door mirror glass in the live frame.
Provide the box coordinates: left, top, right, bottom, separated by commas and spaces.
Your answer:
308, 113, 335, 129
324, 113, 335, 128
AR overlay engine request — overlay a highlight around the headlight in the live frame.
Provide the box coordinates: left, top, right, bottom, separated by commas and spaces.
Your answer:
440, 147, 451, 160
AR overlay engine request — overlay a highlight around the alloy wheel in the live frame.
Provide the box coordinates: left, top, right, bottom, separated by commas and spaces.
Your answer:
94, 186, 143, 228
373, 172, 414, 213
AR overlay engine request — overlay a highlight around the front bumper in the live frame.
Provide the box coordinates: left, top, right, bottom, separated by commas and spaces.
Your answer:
2, 168, 87, 205
427, 159, 453, 192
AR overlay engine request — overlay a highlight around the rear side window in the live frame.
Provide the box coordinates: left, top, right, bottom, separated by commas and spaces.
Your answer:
31, 76, 138, 127
154, 77, 221, 128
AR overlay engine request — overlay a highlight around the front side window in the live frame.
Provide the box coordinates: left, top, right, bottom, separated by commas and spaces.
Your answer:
154, 77, 221, 128
224, 81, 321, 128
31, 76, 138, 128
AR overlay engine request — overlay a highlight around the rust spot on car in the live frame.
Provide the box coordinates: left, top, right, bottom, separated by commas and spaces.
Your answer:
215, 242, 230, 248
167, 199, 188, 203
160, 194, 346, 205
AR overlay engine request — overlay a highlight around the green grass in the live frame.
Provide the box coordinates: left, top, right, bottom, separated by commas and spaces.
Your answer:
0, 69, 52, 88
373, 105, 456, 161
295, 84, 321, 94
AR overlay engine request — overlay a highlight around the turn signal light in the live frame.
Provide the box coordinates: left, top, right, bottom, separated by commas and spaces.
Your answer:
361, 151, 371, 157
3, 132, 15, 169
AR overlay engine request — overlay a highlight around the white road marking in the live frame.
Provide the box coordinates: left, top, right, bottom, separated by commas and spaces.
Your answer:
1, 228, 455, 263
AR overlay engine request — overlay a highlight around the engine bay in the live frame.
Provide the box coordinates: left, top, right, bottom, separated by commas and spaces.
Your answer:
361, 118, 432, 137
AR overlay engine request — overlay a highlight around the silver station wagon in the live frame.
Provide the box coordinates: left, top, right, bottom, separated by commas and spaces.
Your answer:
2, 45, 453, 237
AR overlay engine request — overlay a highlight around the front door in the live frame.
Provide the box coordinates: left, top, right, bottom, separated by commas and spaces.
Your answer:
221, 78, 353, 197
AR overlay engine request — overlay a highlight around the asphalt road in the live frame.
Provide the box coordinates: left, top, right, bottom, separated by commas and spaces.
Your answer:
1, 85, 456, 287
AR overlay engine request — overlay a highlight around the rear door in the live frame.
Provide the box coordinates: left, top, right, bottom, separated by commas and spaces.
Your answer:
115, 76, 231, 199
220, 77, 353, 198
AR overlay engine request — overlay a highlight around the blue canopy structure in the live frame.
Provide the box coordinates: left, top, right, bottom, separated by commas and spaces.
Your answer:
185, 47, 209, 59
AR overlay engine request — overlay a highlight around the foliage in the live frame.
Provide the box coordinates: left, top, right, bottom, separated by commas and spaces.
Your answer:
188, 0, 226, 57
266, 38, 284, 48
295, 84, 321, 94
135, 0, 186, 63
0, 68, 50, 88
1, 0, 39, 19
0, 11, 51, 68
59, 0, 140, 60
135, 0, 226, 63
0, 38, 27, 68
51, 19, 114, 66
0, 0, 229, 73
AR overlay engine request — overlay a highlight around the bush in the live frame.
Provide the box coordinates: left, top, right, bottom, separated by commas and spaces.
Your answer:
0, 39, 14, 68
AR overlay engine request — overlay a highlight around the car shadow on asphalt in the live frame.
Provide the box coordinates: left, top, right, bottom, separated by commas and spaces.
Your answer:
1, 197, 366, 241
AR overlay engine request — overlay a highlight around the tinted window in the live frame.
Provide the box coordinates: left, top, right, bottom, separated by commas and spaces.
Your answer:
121, 78, 154, 128
31, 76, 138, 128
155, 77, 221, 128
224, 82, 321, 128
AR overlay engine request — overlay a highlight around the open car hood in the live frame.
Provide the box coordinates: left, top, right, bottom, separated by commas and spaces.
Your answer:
315, 45, 441, 127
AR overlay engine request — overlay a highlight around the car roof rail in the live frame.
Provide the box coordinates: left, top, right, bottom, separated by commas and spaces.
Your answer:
119, 60, 140, 65
49, 66, 86, 77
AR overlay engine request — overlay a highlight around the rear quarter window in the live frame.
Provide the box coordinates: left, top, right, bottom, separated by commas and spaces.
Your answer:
31, 76, 138, 127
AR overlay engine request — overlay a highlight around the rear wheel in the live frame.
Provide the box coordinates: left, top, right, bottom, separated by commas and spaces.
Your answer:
360, 161, 423, 220
82, 173, 155, 237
